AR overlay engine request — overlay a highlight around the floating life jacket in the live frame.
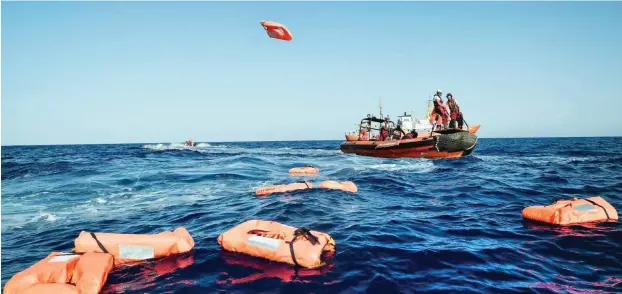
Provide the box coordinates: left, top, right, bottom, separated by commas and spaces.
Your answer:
289, 165, 319, 175
3, 252, 113, 294
218, 220, 336, 269
319, 180, 358, 193
522, 196, 618, 225
255, 181, 313, 196
73, 227, 195, 266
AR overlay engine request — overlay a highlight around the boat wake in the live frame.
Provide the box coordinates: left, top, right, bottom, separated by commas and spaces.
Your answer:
143, 142, 212, 150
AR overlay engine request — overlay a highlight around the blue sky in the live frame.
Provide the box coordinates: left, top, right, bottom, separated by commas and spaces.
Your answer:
2, 1, 621, 145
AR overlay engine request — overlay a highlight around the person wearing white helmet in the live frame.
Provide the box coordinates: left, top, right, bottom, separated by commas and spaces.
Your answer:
434, 89, 443, 103
429, 91, 442, 126
430, 89, 450, 129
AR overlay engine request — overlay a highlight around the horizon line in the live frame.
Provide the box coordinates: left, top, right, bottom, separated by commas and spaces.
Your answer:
2, 135, 621, 147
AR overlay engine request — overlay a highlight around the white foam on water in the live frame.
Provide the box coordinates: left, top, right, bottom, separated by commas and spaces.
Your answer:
143, 142, 213, 151
34, 212, 58, 222
343, 204, 361, 214
478, 155, 594, 166
477, 155, 505, 162
354, 160, 435, 173
143, 143, 167, 150
278, 195, 303, 202
32, 191, 50, 198
528, 155, 593, 165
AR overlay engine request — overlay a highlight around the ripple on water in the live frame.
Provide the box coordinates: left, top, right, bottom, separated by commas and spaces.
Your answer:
1, 138, 622, 293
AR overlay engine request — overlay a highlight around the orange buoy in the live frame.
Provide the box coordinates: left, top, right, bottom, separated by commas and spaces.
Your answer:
255, 181, 313, 197
260, 20, 293, 41
522, 196, 618, 225
4, 252, 113, 294
319, 180, 358, 193
217, 220, 335, 269
74, 227, 195, 265
288, 165, 319, 175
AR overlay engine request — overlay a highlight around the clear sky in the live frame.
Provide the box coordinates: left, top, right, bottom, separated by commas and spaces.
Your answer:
2, 1, 621, 145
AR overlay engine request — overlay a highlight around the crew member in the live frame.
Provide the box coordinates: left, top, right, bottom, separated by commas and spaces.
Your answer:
359, 129, 369, 141
430, 89, 450, 130
392, 125, 406, 140
446, 93, 464, 129
379, 127, 389, 141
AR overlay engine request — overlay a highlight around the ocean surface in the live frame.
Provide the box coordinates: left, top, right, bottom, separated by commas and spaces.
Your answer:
2, 138, 621, 293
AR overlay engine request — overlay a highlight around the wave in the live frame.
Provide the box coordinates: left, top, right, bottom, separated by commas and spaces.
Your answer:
2, 138, 621, 292
142, 142, 214, 150
353, 159, 435, 173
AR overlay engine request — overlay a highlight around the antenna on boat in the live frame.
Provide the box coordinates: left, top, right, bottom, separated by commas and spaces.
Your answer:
425, 94, 433, 119
378, 96, 383, 118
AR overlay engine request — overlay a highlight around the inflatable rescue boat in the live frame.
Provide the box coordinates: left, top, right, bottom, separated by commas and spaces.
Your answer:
340, 116, 479, 159
340, 129, 479, 159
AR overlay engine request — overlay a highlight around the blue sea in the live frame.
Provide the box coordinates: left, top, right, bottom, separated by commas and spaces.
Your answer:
2, 138, 621, 293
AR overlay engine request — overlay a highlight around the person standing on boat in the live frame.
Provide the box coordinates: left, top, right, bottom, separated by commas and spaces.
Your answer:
430, 89, 450, 129
446, 93, 464, 129
429, 90, 442, 127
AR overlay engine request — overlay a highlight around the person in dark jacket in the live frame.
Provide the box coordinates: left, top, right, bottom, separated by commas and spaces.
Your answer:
446, 93, 464, 129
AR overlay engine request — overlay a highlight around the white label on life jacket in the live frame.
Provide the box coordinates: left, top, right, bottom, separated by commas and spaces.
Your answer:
49, 254, 79, 263
247, 235, 281, 251
119, 245, 155, 260
574, 204, 597, 212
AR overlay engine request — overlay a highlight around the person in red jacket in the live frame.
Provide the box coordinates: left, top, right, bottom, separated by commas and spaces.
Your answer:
379, 127, 389, 141
430, 89, 450, 129
359, 129, 369, 141
446, 93, 464, 129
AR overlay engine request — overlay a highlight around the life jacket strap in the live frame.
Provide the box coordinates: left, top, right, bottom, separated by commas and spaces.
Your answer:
90, 232, 110, 254
288, 227, 319, 267
583, 198, 611, 219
